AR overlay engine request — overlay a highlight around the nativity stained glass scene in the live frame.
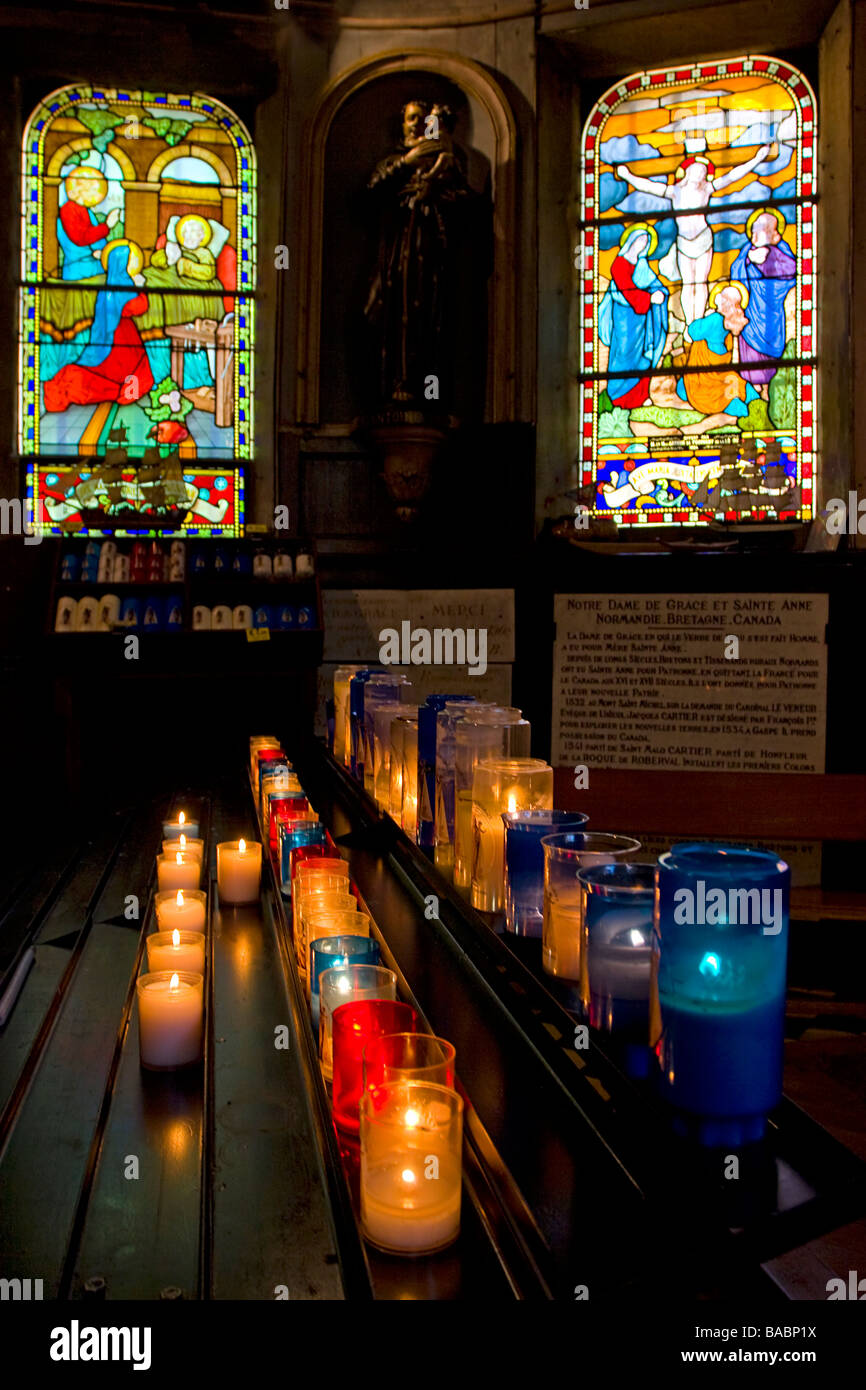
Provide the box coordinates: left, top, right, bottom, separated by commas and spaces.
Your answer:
19, 85, 255, 535
579, 56, 816, 526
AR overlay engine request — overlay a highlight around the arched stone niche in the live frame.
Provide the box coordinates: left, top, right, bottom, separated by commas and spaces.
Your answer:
296, 49, 518, 425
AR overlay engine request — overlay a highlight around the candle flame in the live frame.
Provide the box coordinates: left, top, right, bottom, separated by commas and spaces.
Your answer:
404, 1108, 420, 1128
169, 972, 180, 991
176, 890, 184, 907
178, 812, 185, 827
402, 1169, 416, 1184
507, 794, 518, 813
239, 838, 246, 853
179, 834, 187, 850
176, 851, 183, 865
172, 928, 180, 947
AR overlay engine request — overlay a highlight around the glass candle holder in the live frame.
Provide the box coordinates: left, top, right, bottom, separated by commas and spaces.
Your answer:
310, 934, 380, 1034
331, 993, 414, 1131
146, 929, 206, 976
401, 718, 420, 842
333, 667, 364, 766
321, 967, 398, 1087
269, 795, 312, 851
453, 711, 529, 890
161, 835, 204, 863
162, 811, 200, 841
279, 821, 325, 895
216, 839, 262, 905
578, 862, 655, 1079
418, 695, 473, 851
388, 714, 410, 820
433, 700, 489, 873
359, 1081, 463, 1255
541, 833, 642, 993
297, 887, 357, 976
364, 676, 412, 794
254, 749, 286, 800
469, 759, 554, 913
349, 670, 387, 779
306, 908, 370, 978
503, 811, 589, 937
292, 857, 349, 927
259, 765, 294, 820
295, 875, 353, 968
362, 1032, 456, 1093
154, 888, 207, 934
157, 851, 202, 894
652, 843, 790, 1147
137, 970, 203, 1071
373, 702, 406, 812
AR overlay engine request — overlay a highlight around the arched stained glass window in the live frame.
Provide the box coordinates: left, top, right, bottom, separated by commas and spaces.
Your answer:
578, 56, 816, 526
19, 85, 256, 537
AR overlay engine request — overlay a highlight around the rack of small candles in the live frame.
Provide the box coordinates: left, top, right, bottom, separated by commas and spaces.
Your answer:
249, 732, 466, 1256
326, 675, 801, 1157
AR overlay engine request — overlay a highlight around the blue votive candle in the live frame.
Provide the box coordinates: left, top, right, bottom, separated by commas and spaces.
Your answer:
309, 934, 380, 1034
578, 862, 655, 1079
503, 811, 589, 936
278, 819, 325, 896
652, 843, 790, 1147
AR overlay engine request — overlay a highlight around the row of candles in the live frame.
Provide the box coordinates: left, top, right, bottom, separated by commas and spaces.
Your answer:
248, 735, 465, 1254
328, 671, 791, 1150
136, 813, 263, 1070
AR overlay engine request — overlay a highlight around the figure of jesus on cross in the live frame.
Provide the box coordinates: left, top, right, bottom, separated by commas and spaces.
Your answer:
615, 145, 773, 323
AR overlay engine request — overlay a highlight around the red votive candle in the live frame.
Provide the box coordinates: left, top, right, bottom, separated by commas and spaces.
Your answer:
332, 1000, 418, 1134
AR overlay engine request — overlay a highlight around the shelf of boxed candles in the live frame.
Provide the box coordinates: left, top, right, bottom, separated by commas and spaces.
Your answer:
250, 735, 468, 1258
50, 536, 321, 634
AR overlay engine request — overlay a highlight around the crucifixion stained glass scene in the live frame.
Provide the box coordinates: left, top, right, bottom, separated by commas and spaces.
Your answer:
579, 56, 815, 525
20, 85, 256, 535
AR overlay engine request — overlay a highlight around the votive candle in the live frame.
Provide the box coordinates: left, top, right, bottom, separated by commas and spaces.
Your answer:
146, 928, 206, 976
216, 839, 262, 905
154, 889, 207, 934
137, 970, 203, 1070
157, 851, 202, 894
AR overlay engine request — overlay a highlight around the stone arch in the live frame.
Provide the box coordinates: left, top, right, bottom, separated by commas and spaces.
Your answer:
296, 48, 518, 423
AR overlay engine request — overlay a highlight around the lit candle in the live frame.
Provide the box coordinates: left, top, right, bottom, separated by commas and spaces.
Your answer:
360, 1082, 463, 1255
163, 810, 200, 840
147, 928, 206, 975
216, 839, 262, 905
157, 850, 202, 893
470, 759, 554, 913
136, 970, 203, 1070
154, 889, 207, 934
162, 834, 204, 863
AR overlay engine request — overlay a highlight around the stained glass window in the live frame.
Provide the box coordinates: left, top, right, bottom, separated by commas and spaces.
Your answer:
578, 56, 816, 526
19, 85, 256, 537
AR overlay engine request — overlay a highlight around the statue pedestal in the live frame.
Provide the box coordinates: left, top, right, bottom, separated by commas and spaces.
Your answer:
362, 415, 448, 522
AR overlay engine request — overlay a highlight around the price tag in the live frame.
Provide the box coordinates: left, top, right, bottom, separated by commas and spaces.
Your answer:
246, 626, 271, 643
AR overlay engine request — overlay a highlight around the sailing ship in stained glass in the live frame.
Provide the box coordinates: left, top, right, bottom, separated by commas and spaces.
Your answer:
19, 85, 256, 536
578, 56, 816, 526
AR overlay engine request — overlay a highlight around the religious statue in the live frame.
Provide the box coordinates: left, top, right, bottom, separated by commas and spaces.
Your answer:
364, 99, 473, 411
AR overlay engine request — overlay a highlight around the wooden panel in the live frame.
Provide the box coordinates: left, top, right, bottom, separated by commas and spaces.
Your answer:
553, 768, 866, 842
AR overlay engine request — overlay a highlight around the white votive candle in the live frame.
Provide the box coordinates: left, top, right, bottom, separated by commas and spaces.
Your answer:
162, 834, 204, 864
360, 1084, 463, 1255
146, 929, 206, 975
163, 811, 200, 840
217, 839, 262, 905
157, 851, 202, 893
154, 889, 207, 933
137, 970, 203, 1070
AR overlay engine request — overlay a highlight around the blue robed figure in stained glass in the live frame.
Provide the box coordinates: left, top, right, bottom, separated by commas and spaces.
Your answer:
598, 225, 669, 408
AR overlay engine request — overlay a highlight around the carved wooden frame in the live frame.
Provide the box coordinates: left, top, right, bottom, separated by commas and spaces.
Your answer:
295, 48, 518, 424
